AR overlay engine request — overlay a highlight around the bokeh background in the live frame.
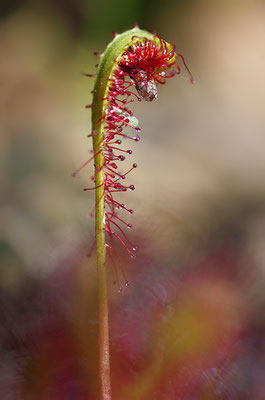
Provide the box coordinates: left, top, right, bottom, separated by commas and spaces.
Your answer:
1, 0, 265, 399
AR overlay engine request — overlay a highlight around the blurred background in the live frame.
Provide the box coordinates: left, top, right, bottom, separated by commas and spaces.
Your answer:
0, 0, 265, 399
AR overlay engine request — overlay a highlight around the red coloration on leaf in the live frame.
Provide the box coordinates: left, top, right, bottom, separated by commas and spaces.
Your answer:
87, 35, 192, 288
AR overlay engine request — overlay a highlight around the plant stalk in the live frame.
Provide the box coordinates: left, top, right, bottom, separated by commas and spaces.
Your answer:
93, 125, 111, 400
91, 28, 170, 400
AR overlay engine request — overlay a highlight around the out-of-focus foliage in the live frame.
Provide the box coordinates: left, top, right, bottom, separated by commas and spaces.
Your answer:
0, 0, 265, 399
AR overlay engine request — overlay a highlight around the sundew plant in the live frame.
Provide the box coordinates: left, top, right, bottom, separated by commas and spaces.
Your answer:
75, 27, 193, 400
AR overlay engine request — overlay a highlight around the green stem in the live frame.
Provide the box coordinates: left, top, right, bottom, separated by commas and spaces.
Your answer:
91, 27, 164, 400
92, 106, 110, 400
